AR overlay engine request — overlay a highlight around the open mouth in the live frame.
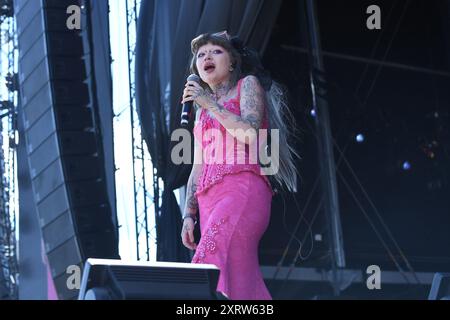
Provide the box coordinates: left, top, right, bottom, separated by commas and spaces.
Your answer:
204, 63, 215, 73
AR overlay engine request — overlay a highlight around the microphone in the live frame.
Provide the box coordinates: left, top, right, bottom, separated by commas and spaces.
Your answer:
181, 74, 201, 127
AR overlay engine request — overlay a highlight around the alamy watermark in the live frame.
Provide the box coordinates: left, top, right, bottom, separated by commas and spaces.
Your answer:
366, 265, 381, 290
65, 5, 382, 32
66, 5, 81, 30
66, 265, 81, 290
171, 128, 280, 176
366, 5, 381, 30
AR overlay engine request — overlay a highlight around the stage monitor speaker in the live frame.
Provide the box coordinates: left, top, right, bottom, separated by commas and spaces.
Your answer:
428, 273, 450, 300
78, 259, 225, 300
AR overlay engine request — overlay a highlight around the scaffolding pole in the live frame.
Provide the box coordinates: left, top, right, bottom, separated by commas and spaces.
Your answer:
304, 0, 346, 296
125, 0, 156, 261
0, 0, 19, 300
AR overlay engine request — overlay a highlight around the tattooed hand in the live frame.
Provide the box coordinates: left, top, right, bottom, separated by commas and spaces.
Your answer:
181, 217, 197, 250
181, 80, 216, 110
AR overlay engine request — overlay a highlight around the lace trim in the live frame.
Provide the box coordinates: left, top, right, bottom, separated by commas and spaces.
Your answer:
192, 217, 228, 264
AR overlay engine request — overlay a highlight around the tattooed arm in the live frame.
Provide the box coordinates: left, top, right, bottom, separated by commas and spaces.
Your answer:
181, 110, 202, 250
183, 75, 265, 145
181, 170, 199, 250
183, 168, 201, 218
208, 75, 265, 144
183, 110, 203, 219
181, 170, 198, 251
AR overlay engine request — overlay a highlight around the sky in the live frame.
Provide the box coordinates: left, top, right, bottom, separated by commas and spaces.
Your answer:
109, 0, 180, 262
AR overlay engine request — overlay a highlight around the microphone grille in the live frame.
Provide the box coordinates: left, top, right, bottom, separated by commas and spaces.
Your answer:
187, 74, 200, 82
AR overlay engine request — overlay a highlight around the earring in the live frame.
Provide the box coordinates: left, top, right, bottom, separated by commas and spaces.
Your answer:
229, 66, 234, 72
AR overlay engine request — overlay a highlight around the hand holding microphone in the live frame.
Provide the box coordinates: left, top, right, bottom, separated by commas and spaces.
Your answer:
180, 74, 201, 127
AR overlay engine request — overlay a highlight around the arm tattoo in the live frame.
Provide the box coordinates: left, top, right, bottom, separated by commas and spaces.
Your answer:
239, 76, 264, 130
208, 76, 264, 131
184, 175, 198, 215
208, 101, 226, 114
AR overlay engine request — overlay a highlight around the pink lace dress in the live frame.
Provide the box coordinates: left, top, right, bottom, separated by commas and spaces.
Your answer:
192, 78, 273, 300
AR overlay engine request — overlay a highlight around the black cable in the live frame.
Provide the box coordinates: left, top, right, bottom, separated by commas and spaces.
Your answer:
276, 106, 421, 291
329, 75, 421, 283
273, 0, 421, 295
360, 0, 412, 110
333, 141, 421, 284
274, 141, 351, 296
354, 0, 399, 96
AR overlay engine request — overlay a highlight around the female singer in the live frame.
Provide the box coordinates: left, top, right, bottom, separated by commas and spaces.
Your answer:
180, 31, 299, 300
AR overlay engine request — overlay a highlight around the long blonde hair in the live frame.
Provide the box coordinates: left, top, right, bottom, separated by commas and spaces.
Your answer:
190, 32, 300, 193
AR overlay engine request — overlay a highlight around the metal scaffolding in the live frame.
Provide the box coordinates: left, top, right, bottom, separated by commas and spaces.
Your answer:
0, 0, 18, 300
124, 0, 159, 261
